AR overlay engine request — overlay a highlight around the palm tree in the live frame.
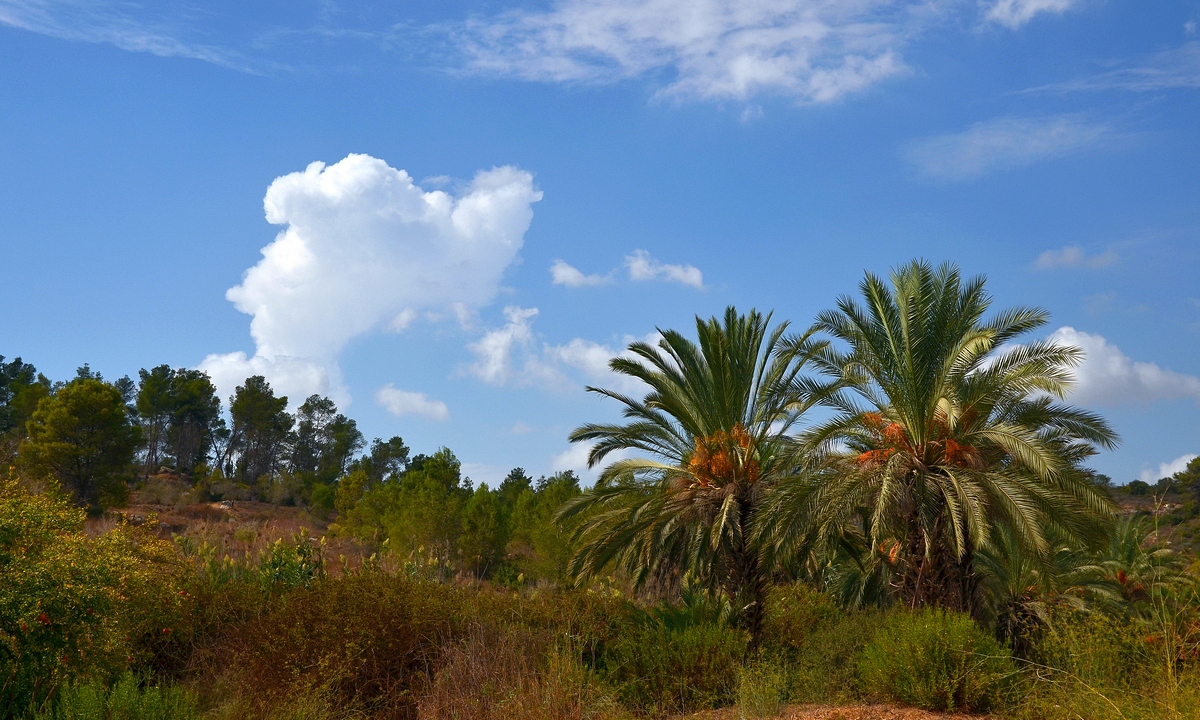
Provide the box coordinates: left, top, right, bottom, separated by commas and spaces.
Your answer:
974, 523, 1112, 657
767, 260, 1118, 617
558, 307, 828, 644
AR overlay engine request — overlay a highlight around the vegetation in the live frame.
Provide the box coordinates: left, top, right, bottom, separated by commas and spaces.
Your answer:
1, 259, 1198, 720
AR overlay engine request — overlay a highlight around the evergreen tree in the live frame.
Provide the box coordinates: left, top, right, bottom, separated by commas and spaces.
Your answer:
18, 378, 141, 510
224, 376, 293, 486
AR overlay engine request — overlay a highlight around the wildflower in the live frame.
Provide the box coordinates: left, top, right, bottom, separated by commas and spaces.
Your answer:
37, 612, 49, 625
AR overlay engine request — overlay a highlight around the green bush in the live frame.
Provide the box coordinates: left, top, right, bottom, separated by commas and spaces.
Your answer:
601, 619, 747, 715
1009, 610, 1200, 720
33, 674, 199, 720
857, 607, 1015, 712
736, 659, 787, 719
761, 584, 876, 704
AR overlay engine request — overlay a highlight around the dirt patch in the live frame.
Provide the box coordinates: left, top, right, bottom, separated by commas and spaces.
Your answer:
685, 704, 990, 720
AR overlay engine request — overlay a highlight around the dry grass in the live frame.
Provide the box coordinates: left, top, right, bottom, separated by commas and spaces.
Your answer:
417, 622, 627, 720
682, 704, 991, 720
92, 476, 376, 572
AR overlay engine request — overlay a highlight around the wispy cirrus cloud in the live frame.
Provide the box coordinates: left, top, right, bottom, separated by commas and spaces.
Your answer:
1034, 245, 1119, 270
984, 0, 1081, 30
451, 0, 937, 103
0, 0, 259, 70
903, 115, 1113, 181
1030, 41, 1200, 94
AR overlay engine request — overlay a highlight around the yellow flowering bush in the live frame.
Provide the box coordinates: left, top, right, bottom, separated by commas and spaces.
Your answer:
0, 478, 185, 716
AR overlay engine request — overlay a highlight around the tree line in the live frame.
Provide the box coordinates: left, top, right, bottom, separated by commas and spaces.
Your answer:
0, 356, 584, 586
4, 258, 1198, 650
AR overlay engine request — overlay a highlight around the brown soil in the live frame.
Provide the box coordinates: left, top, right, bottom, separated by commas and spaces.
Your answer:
685, 704, 990, 720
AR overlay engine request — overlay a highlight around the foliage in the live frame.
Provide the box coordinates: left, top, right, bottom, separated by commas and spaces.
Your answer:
32, 673, 199, 720
507, 471, 583, 583
0, 478, 185, 715
760, 583, 878, 703
223, 375, 293, 487
600, 611, 747, 715
857, 607, 1015, 712
290, 394, 364, 486
563, 306, 830, 642
18, 378, 142, 510
770, 260, 1118, 615
417, 625, 627, 720
735, 658, 788, 719
1010, 608, 1200, 720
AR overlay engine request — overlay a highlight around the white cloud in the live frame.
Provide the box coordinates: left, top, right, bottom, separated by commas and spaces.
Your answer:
454, 0, 922, 102
1031, 41, 1200, 93
201, 153, 541, 405
510, 420, 533, 434
197, 351, 342, 407
625, 250, 704, 288
465, 307, 656, 393
466, 306, 564, 387
551, 441, 633, 485
375, 384, 450, 421
1034, 245, 1119, 270
1048, 327, 1200, 406
388, 308, 420, 333
904, 115, 1112, 181
0, 1, 254, 70
550, 259, 613, 287
1139, 453, 1198, 483
544, 333, 659, 395
985, 0, 1079, 29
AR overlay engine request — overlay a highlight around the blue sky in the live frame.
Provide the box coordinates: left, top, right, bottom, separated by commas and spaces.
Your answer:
1, 0, 1198, 486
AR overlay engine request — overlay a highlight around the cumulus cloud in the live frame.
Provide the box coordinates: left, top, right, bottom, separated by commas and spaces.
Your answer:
625, 250, 704, 288
544, 334, 658, 395
550, 259, 613, 287
985, 0, 1079, 29
1034, 245, 1119, 270
466, 306, 656, 393
453, 0, 923, 102
200, 153, 541, 405
375, 384, 450, 421
904, 115, 1112, 181
466, 306, 563, 387
1139, 453, 1199, 483
1048, 327, 1200, 406
198, 352, 341, 407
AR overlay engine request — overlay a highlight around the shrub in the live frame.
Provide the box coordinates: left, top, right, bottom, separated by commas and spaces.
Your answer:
600, 619, 747, 715
417, 624, 626, 720
761, 584, 876, 704
736, 659, 787, 719
1009, 610, 1200, 720
0, 479, 185, 716
33, 674, 199, 720
857, 607, 1015, 712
